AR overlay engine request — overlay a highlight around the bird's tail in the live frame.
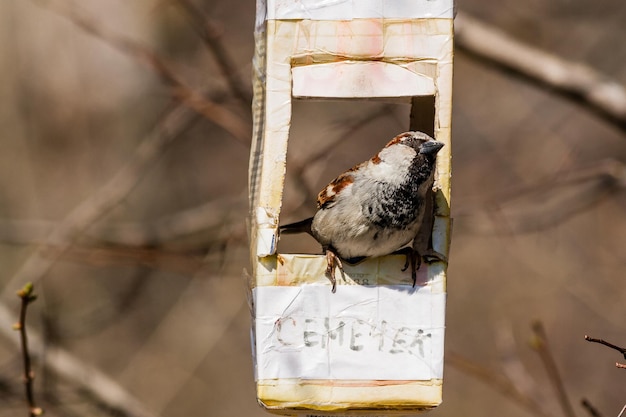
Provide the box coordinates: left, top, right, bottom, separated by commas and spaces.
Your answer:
279, 217, 314, 236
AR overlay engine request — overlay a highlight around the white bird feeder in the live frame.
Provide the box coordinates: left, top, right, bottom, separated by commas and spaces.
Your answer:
248, 0, 454, 415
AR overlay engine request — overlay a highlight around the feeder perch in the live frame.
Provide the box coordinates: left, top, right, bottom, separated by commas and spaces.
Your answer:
248, 0, 454, 415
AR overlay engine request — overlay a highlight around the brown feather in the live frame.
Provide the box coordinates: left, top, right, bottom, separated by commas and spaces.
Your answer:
317, 173, 354, 209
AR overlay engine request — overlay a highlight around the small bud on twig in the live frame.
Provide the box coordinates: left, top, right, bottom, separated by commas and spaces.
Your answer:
585, 335, 626, 370
15, 282, 44, 416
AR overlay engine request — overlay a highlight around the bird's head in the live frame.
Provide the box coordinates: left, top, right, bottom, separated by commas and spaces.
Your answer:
387, 131, 444, 157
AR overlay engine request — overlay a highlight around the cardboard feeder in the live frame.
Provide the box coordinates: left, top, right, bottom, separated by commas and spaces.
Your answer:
248, 1, 454, 415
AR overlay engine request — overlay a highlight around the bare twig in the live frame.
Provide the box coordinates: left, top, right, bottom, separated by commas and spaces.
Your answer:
584, 335, 626, 357
584, 335, 626, 368
33, 0, 251, 144
446, 352, 552, 417
530, 321, 576, 417
14, 283, 44, 416
0, 302, 158, 417
175, 0, 253, 109
455, 12, 626, 131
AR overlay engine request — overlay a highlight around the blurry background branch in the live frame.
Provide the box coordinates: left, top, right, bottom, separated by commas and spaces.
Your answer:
582, 398, 605, 417
0, 194, 245, 248
281, 104, 398, 214
455, 158, 626, 235
2, 4, 623, 279
530, 321, 576, 417
34, 0, 251, 143
447, 351, 553, 417
174, 0, 253, 109
455, 12, 626, 131
3, 0, 254, 299
450, 321, 617, 417
2, 152, 620, 263
1, 103, 199, 299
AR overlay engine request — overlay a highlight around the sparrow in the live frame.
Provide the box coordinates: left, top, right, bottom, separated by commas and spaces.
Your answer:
280, 131, 444, 292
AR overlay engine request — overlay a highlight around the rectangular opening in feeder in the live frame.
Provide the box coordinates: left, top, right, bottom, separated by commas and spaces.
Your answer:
278, 96, 438, 259
278, 99, 419, 255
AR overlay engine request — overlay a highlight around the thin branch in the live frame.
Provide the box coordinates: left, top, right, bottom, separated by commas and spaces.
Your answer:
487, 159, 626, 202
12, 226, 247, 280
0, 302, 158, 417
581, 398, 604, 417
0, 205, 248, 278
171, 87, 250, 145
175, 0, 253, 109
18, 152, 618, 250
584, 335, 626, 357
446, 352, 553, 417
33, 0, 251, 144
530, 321, 576, 417
47, 245, 208, 276
455, 12, 626, 131
584, 335, 626, 368
0, 193, 246, 248
456, 159, 626, 235
1, 97, 196, 299
14, 283, 44, 417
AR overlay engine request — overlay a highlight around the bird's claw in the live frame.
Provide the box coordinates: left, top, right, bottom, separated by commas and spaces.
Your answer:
422, 249, 448, 265
325, 250, 343, 293
393, 247, 421, 287
405, 249, 421, 287
394, 247, 447, 287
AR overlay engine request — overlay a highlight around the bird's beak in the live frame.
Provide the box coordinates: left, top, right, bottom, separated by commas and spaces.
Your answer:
419, 140, 444, 155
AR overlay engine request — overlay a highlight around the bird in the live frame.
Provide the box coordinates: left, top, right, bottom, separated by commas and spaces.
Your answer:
279, 131, 445, 292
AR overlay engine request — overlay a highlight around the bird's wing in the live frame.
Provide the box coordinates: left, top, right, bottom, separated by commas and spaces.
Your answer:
316, 168, 359, 209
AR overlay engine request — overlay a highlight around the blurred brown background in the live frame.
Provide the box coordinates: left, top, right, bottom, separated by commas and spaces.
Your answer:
0, 0, 625, 416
